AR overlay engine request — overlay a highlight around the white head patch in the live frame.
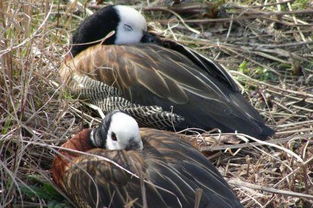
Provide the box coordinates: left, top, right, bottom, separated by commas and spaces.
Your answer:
106, 112, 143, 150
114, 5, 147, 44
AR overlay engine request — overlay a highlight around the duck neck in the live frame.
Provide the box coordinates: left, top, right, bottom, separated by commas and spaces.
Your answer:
61, 129, 94, 153
51, 129, 94, 188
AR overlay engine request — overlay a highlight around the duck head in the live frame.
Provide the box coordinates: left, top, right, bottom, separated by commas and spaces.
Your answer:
90, 111, 143, 151
71, 5, 161, 57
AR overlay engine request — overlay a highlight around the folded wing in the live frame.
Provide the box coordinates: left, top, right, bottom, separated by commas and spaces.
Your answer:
60, 43, 274, 138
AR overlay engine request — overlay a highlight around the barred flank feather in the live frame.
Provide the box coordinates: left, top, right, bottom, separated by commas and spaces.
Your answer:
60, 65, 185, 129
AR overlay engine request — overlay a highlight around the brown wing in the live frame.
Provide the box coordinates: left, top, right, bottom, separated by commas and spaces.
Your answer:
62, 149, 148, 208
160, 38, 240, 91
60, 43, 273, 139
60, 43, 227, 105
61, 147, 186, 208
59, 128, 243, 208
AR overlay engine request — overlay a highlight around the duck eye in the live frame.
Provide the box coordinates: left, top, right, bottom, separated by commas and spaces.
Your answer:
123, 24, 133, 32
111, 132, 117, 141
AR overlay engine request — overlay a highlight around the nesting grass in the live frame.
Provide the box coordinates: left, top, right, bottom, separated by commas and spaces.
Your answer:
0, 0, 312, 207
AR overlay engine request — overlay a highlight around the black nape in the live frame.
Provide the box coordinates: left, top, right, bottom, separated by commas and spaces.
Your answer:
89, 111, 116, 148
96, 110, 122, 147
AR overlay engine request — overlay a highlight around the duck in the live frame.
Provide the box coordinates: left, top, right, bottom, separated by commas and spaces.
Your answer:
51, 110, 244, 208
60, 5, 274, 139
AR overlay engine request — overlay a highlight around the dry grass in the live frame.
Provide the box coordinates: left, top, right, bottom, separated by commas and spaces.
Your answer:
0, 0, 312, 207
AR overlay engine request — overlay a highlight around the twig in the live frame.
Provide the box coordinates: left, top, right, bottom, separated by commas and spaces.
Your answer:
230, 71, 313, 99
229, 9, 313, 16
229, 179, 313, 199
225, 0, 294, 9
200, 133, 312, 152
287, 2, 307, 43
152, 8, 200, 34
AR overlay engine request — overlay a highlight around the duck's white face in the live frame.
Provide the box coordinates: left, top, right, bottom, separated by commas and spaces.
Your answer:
106, 111, 143, 151
114, 5, 147, 44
